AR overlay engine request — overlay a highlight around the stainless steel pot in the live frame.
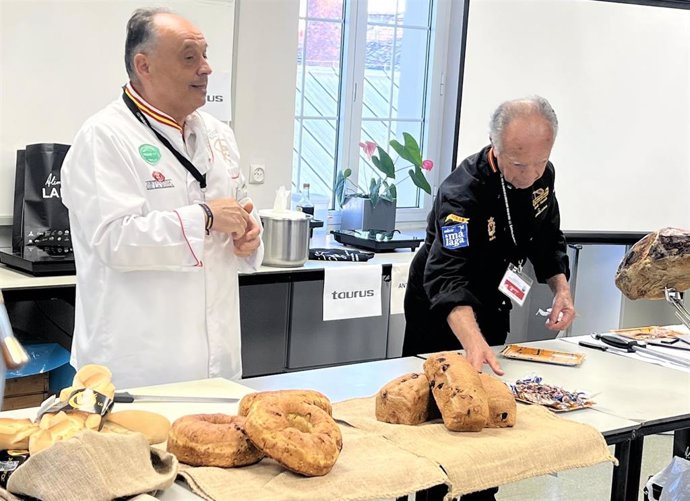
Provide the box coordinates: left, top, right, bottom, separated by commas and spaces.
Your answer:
259, 209, 312, 267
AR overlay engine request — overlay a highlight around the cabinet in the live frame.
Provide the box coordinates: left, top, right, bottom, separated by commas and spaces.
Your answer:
239, 272, 392, 376
239, 282, 290, 377
287, 278, 390, 369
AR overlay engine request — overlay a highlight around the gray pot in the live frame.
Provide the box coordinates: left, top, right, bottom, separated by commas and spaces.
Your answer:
259, 210, 311, 268
340, 197, 396, 231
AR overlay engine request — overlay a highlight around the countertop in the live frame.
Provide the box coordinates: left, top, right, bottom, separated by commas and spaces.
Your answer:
0, 233, 420, 290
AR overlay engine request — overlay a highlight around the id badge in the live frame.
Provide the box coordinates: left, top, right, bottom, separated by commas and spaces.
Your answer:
498, 263, 533, 306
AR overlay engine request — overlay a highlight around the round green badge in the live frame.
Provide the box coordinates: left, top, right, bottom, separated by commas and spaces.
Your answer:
139, 144, 161, 165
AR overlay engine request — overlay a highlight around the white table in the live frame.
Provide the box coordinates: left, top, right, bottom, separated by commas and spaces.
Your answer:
4, 347, 684, 501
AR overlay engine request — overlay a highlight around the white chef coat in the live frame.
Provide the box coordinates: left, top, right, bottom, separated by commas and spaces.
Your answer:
61, 83, 263, 389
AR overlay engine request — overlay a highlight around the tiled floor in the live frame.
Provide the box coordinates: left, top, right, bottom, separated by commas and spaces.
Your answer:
496, 433, 674, 500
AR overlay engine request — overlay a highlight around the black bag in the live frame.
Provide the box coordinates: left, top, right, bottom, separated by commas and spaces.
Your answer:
12, 143, 72, 255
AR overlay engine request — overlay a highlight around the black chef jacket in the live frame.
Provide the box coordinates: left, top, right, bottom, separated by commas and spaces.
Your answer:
403, 145, 569, 356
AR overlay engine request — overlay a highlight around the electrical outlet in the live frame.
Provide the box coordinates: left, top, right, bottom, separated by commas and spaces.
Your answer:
249, 163, 265, 184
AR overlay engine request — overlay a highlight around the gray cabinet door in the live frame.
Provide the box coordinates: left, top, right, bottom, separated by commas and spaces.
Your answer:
287, 278, 391, 369
240, 283, 290, 377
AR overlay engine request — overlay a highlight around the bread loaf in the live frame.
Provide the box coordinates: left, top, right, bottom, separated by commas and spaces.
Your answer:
104, 410, 171, 444
478, 373, 516, 428
375, 372, 434, 425
244, 397, 342, 476
0, 418, 39, 450
30, 411, 85, 455
424, 352, 489, 432
73, 364, 115, 400
167, 414, 264, 467
239, 389, 332, 417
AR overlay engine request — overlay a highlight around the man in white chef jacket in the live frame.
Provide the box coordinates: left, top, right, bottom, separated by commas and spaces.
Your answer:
61, 8, 263, 389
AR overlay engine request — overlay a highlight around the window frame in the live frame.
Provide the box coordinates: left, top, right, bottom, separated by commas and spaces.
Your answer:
294, 0, 456, 224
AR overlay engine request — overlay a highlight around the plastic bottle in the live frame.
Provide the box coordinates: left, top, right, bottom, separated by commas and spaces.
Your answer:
296, 183, 314, 216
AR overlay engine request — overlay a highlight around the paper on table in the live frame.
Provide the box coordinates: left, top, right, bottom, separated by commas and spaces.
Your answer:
390, 262, 409, 315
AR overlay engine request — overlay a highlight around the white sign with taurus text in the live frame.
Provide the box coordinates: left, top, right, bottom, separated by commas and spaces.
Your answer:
323, 265, 382, 321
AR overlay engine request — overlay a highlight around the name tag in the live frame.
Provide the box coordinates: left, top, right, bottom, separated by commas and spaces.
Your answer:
498, 263, 532, 306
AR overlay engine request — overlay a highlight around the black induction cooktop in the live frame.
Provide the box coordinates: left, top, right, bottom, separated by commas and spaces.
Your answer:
331, 229, 423, 252
0, 248, 75, 276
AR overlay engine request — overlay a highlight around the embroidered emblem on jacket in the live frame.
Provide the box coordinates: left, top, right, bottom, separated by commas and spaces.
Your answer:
532, 187, 549, 217
145, 171, 174, 190
487, 216, 496, 241
139, 144, 162, 165
213, 137, 234, 163
445, 214, 470, 224
442, 223, 469, 250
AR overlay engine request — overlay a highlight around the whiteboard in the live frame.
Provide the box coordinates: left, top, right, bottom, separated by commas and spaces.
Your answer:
457, 0, 690, 233
0, 0, 235, 220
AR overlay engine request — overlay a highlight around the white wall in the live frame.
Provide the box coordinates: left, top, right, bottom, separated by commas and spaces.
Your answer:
233, 0, 299, 212
0, 0, 236, 221
458, 0, 690, 233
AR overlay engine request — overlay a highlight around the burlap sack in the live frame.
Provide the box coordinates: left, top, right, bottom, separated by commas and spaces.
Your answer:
177, 424, 449, 501
7, 429, 177, 501
333, 397, 617, 499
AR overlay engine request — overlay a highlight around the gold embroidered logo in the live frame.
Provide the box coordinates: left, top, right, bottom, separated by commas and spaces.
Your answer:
445, 214, 469, 224
487, 217, 496, 241
532, 187, 549, 210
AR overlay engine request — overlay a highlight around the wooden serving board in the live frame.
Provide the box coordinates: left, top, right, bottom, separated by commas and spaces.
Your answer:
500, 344, 585, 367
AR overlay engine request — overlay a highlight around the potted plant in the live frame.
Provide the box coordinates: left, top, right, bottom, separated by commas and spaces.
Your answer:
336, 133, 433, 231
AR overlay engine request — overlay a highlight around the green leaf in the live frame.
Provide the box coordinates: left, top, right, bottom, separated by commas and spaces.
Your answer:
335, 169, 351, 208
372, 146, 396, 179
380, 181, 397, 202
369, 178, 382, 207
409, 167, 432, 195
391, 133, 423, 167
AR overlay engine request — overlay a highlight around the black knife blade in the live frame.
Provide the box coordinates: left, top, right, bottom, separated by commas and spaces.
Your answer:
578, 340, 609, 352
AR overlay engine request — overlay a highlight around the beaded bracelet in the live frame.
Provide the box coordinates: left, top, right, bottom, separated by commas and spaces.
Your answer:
199, 203, 214, 234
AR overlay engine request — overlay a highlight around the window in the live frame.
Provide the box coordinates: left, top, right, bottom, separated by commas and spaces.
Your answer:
293, 0, 449, 218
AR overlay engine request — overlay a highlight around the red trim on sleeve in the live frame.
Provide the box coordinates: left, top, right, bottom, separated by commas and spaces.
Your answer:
173, 210, 203, 267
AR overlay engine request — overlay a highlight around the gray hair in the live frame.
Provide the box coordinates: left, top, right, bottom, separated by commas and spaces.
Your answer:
124, 7, 171, 81
489, 96, 558, 153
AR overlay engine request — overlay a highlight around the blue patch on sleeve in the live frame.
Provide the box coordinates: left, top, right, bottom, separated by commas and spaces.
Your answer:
441, 223, 469, 249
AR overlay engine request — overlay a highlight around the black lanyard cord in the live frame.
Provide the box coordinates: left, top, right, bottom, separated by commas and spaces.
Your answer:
122, 90, 206, 189
498, 173, 526, 270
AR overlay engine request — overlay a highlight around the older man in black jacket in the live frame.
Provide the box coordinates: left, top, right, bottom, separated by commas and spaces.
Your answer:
404, 96, 575, 376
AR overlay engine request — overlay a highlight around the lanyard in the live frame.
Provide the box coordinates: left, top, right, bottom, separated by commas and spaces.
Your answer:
498, 173, 516, 247
498, 172, 526, 270
121, 90, 207, 189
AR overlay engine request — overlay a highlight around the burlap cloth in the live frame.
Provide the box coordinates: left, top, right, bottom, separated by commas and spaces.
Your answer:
4, 429, 177, 501
333, 397, 618, 499
177, 424, 449, 501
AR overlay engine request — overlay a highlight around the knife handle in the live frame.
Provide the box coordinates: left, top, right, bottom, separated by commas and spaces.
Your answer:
113, 392, 135, 403
596, 334, 635, 352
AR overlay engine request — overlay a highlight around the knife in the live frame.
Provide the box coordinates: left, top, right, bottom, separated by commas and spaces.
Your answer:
114, 392, 240, 404
595, 334, 690, 367
578, 340, 629, 354
578, 340, 608, 352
